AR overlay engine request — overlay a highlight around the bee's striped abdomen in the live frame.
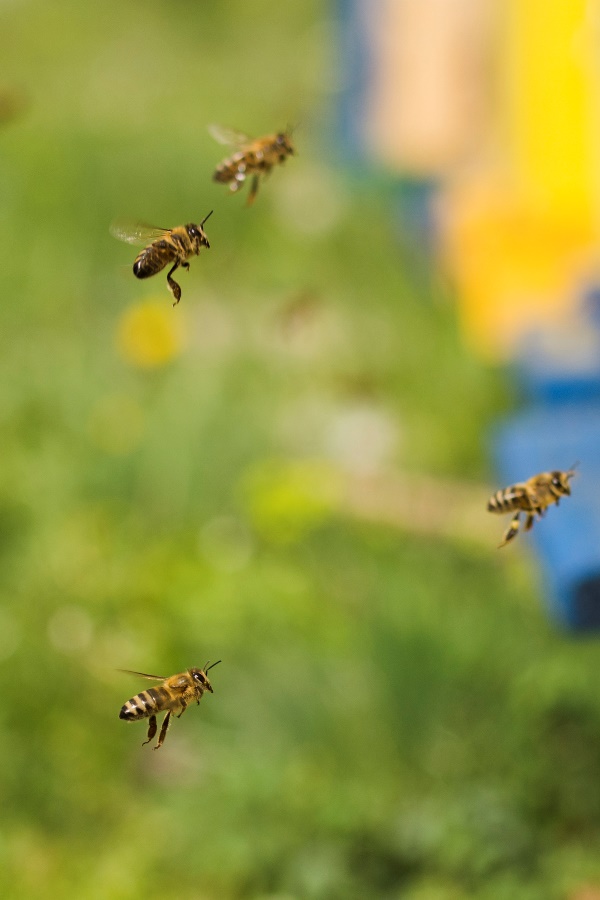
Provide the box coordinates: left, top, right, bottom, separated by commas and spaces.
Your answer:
133, 243, 174, 279
487, 487, 520, 513
213, 157, 242, 183
120, 688, 164, 721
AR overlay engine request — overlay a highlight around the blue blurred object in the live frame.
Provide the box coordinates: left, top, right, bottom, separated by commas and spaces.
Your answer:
493, 405, 600, 630
335, 0, 372, 166
393, 178, 440, 260
335, 0, 438, 256
583, 283, 600, 328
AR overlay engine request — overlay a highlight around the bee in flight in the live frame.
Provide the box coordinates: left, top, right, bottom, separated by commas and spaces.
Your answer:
210, 124, 295, 206
487, 466, 577, 548
110, 211, 213, 305
119, 662, 221, 749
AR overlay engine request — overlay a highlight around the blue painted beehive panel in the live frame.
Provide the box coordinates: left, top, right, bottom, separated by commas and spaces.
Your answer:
335, 0, 372, 167
492, 403, 600, 630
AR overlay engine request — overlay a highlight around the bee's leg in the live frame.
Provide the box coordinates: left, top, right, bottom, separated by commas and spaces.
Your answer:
166, 262, 182, 306
246, 174, 260, 207
524, 513, 535, 532
176, 702, 188, 719
181, 261, 190, 273
154, 711, 171, 750
142, 715, 157, 747
498, 512, 521, 547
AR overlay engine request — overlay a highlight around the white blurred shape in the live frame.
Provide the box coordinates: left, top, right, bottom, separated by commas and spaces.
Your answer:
325, 403, 400, 476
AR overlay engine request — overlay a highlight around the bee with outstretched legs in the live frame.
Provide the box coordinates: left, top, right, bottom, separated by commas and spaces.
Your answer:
111, 211, 213, 305
210, 125, 295, 206
119, 662, 221, 749
487, 466, 577, 548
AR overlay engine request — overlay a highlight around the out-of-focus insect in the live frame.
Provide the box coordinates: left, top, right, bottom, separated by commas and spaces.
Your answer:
210, 124, 295, 206
110, 212, 213, 305
487, 466, 577, 548
119, 662, 221, 749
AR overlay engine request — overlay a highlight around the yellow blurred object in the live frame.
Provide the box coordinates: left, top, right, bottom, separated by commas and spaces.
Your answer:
116, 300, 184, 369
507, 0, 595, 218
442, 0, 600, 359
444, 177, 597, 359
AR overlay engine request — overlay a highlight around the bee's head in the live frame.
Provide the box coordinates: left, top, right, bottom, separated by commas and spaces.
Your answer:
276, 131, 294, 156
190, 660, 221, 693
188, 211, 213, 248
551, 467, 577, 496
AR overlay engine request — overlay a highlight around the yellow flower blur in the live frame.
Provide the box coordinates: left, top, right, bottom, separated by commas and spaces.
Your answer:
116, 300, 184, 369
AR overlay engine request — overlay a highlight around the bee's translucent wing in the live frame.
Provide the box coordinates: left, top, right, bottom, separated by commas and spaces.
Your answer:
110, 221, 171, 246
118, 669, 166, 681
208, 123, 251, 147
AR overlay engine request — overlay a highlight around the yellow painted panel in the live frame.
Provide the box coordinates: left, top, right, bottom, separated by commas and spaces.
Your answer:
444, 176, 596, 360
507, 0, 594, 217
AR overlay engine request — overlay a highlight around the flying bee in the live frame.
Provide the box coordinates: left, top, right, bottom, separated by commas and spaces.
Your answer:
119, 661, 221, 749
110, 211, 213, 306
210, 124, 295, 206
487, 466, 577, 548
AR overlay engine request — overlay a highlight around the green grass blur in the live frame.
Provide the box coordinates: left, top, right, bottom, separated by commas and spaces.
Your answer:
1, 2, 600, 898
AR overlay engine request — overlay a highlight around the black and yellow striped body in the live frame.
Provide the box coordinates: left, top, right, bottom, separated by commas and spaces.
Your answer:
213, 144, 286, 182
487, 485, 536, 515
213, 132, 294, 205
133, 225, 209, 280
119, 685, 175, 722
119, 663, 220, 749
108, 213, 212, 306
487, 469, 575, 547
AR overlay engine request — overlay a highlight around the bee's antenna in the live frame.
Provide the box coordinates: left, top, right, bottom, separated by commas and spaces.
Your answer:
204, 659, 222, 673
568, 461, 580, 477
200, 210, 214, 228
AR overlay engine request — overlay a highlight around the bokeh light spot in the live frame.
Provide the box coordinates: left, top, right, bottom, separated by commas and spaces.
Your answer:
117, 299, 184, 369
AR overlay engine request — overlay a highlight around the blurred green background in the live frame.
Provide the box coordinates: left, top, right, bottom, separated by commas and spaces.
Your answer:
1, 2, 600, 898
